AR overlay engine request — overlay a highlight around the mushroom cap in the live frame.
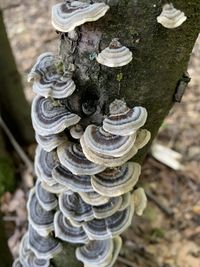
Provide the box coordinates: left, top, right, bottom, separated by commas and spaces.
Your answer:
35, 179, 57, 211
52, 163, 93, 192
79, 191, 110, 207
28, 52, 54, 83
27, 189, 54, 237
81, 139, 138, 168
28, 52, 76, 99
134, 129, 151, 149
35, 132, 67, 152
59, 191, 122, 222
52, 1, 109, 32
12, 259, 23, 267
80, 125, 136, 157
25, 255, 49, 267
70, 124, 84, 139
118, 192, 131, 211
28, 225, 62, 259
31, 96, 80, 136
41, 181, 68, 194
83, 203, 134, 240
97, 39, 132, 68
91, 162, 141, 197
76, 236, 122, 267
157, 4, 187, 29
59, 191, 94, 222
19, 233, 30, 261
35, 146, 58, 186
103, 100, 148, 136
92, 196, 122, 219
19, 234, 50, 267
15, 233, 50, 267
57, 143, 106, 175
132, 188, 147, 216
54, 211, 89, 244
33, 76, 76, 100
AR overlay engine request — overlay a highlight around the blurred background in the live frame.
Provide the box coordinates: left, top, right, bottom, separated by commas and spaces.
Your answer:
0, 1, 199, 267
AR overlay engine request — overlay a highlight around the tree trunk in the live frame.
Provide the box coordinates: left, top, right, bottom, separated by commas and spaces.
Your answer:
0, 10, 34, 145
0, 128, 15, 196
0, 213, 13, 267
52, 0, 200, 266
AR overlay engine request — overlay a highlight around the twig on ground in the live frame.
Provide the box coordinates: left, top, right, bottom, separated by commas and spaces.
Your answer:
146, 190, 174, 217
118, 256, 137, 267
0, 115, 34, 174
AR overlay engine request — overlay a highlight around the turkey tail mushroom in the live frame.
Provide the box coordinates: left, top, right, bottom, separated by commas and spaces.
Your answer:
52, 1, 109, 32
28, 225, 62, 260
157, 3, 187, 29
97, 39, 132, 68
103, 99, 148, 136
27, 189, 54, 237
76, 237, 122, 267
91, 162, 141, 197
54, 211, 89, 244
31, 96, 80, 136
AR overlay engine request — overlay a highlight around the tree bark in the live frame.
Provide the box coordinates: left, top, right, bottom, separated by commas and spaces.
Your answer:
52, 0, 200, 266
0, 129, 15, 196
0, 10, 34, 145
0, 213, 13, 267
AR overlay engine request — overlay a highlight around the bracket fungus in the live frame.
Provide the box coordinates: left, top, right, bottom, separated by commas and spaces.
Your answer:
132, 188, 147, 216
57, 143, 106, 175
13, 259, 23, 267
76, 236, 122, 267
59, 191, 94, 222
80, 139, 138, 168
29, 225, 62, 260
83, 203, 134, 240
103, 99, 148, 136
28, 52, 55, 83
41, 180, 68, 194
70, 124, 84, 139
91, 162, 141, 197
52, 1, 109, 32
28, 52, 76, 99
35, 179, 57, 211
54, 211, 89, 244
80, 124, 137, 157
35, 146, 58, 186
52, 163, 93, 192
32, 96, 80, 136
35, 132, 67, 152
157, 3, 187, 29
15, 0, 152, 265
19, 233, 50, 267
97, 39, 132, 68
134, 129, 151, 150
79, 190, 110, 207
27, 189, 54, 237
59, 191, 123, 223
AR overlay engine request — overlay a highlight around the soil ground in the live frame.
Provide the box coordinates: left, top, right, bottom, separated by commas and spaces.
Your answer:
1, 1, 200, 267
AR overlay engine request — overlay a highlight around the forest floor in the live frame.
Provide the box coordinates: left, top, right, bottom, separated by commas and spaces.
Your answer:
1, 1, 200, 267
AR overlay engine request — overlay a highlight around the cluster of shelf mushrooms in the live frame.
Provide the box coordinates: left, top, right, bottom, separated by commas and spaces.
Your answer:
13, 1, 187, 267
